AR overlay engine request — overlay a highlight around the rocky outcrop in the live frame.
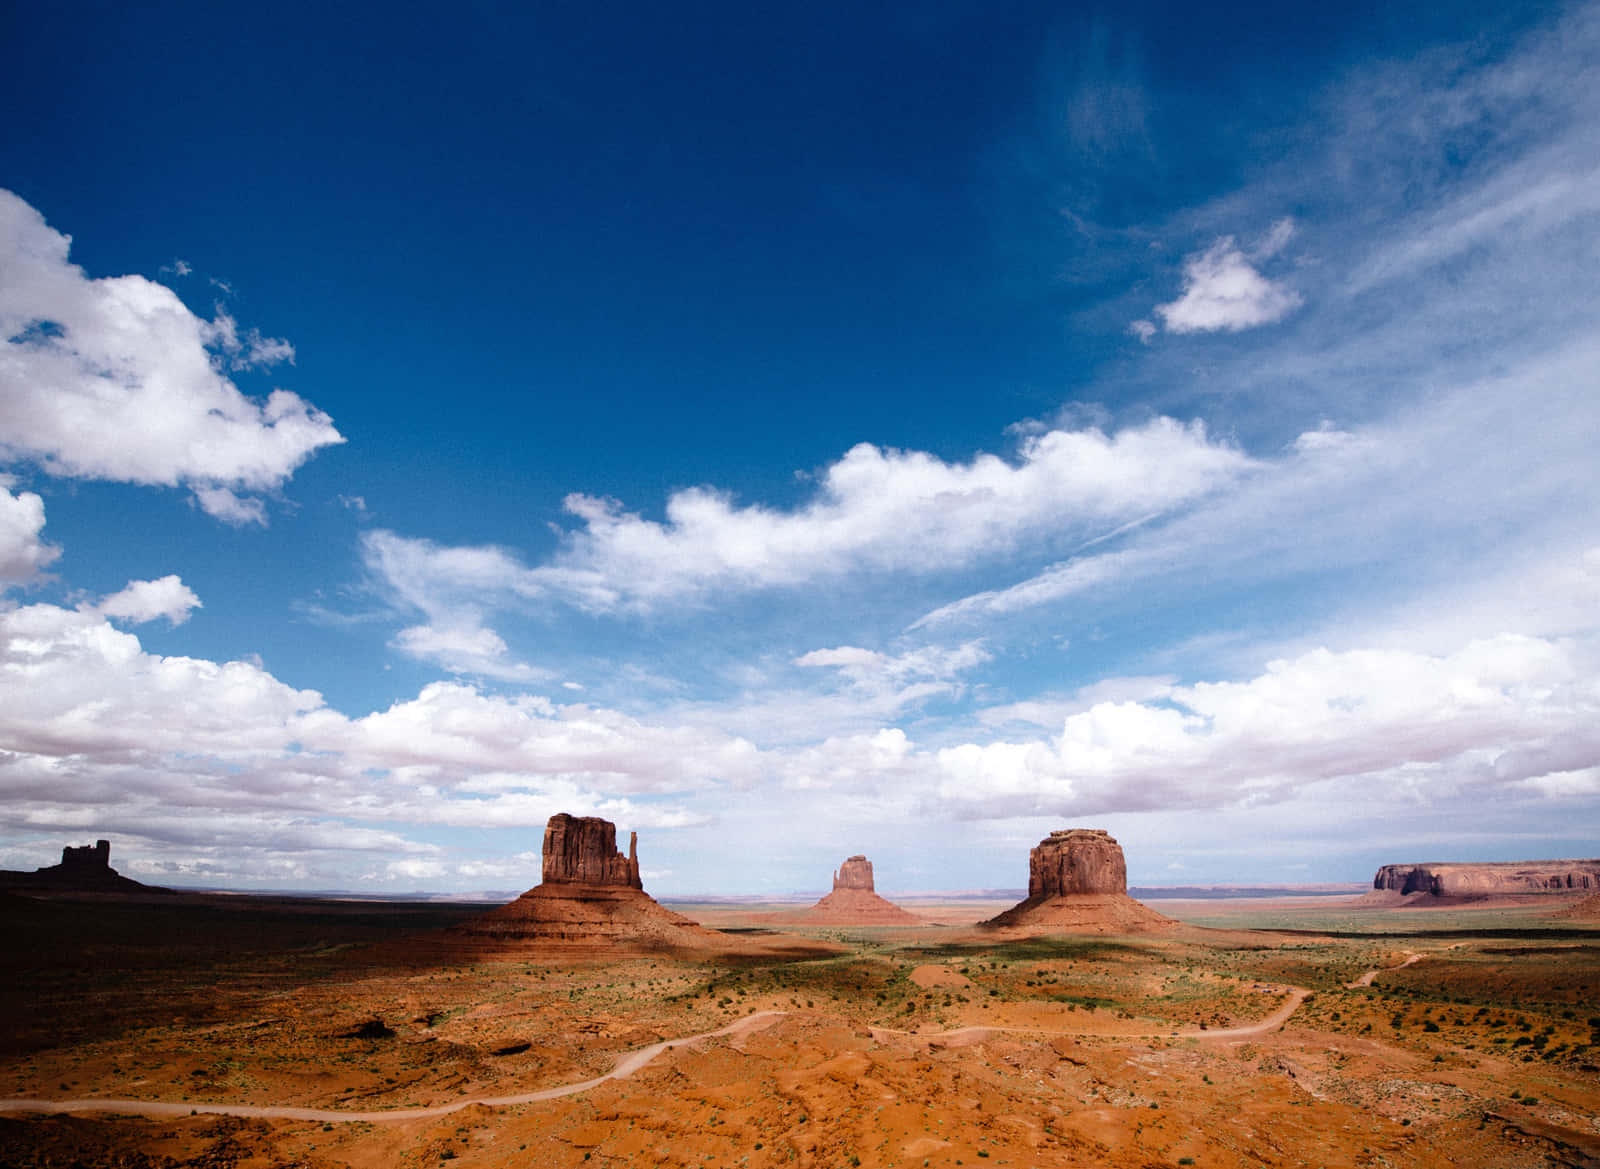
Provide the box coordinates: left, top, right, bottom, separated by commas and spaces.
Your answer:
981, 828, 1172, 934
541, 814, 642, 889
453, 813, 719, 952
1028, 829, 1127, 896
833, 855, 875, 892
1372, 859, 1600, 898
801, 855, 924, 926
0, 839, 160, 894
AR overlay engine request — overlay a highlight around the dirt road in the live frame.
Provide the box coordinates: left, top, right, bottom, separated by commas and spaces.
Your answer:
1, 973, 1340, 1125
1346, 951, 1422, 987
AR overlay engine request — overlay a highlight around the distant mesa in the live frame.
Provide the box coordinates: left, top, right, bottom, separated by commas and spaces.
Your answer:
980, 829, 1174, 933
1371, 859, 1600, 900
797, 855, 925, 926
451, 813, 727, 952
0, 839, 162, 894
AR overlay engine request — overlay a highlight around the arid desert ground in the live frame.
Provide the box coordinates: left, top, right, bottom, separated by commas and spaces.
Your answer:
3, 886, 1599, 1169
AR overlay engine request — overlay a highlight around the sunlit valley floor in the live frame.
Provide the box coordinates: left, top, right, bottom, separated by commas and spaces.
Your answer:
3, 892, 1598, 1168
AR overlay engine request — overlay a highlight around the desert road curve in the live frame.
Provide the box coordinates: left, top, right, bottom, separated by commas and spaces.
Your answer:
0, 977, 1329, 1124
1346, 951, 1422, 988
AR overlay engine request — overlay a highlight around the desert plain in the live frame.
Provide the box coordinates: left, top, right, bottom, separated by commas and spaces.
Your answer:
4, 878, 1600, 1169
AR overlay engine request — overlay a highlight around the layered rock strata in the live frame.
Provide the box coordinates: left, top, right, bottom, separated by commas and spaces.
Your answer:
453, 814, 719, 950
1373, 859, 1600, 898
801, 855, 924, 925
833, 855, 875, 891
1029, 829, 1127, 896
982, 828, 1172, 933
541, 814, 642, 889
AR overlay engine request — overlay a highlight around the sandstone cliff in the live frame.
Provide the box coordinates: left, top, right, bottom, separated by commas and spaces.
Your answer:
1028, 829, 1127, 896
541, 814, 642, 888
454, 814, 721, 952
801, 855, 924, 925
833, 855, 875, 892
1372, 859, 1600, 898
982, 828, 1172, 933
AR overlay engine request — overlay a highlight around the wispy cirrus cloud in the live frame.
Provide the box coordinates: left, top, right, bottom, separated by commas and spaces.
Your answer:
360, 416, 1254, 628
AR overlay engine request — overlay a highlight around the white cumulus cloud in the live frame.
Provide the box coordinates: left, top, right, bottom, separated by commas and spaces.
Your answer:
1154, 228, 1302, 333
0, 190, 343, 523
95, 575, 202, 626
0, 480, 59, 587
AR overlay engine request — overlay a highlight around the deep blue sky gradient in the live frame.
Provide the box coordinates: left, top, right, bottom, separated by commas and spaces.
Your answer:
2, 0, 1594, 892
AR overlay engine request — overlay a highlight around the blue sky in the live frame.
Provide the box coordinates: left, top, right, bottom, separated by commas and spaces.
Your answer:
2, 0, 1596, 894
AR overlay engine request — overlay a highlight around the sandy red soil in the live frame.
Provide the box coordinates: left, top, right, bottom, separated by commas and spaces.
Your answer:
3, 889, 1598, 1168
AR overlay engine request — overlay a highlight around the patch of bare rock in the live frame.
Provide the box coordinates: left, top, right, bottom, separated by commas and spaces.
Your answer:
979, 829, 1175, 934
445, 814, 838, 960
449, 814, 724, 952
1365, 857, 1600, 905
795, 855, 926, 925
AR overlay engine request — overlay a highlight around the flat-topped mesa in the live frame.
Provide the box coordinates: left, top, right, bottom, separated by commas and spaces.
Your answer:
981, 828, 1171, 933
1029, 828, 1126, 897
0, 838, 161, 894
1373, 859, 1600, 897
833, 855, 875, 892
541, 813, 642, 889
59, 839, 112, 873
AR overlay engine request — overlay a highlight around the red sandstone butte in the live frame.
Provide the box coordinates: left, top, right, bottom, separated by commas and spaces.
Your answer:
981, 829, 1173, 933
800, 855, 925, 925
453, 814, 720, 950
541, 814, 642, 889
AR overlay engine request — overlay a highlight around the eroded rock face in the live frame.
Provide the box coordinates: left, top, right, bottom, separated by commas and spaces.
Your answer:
804, 855, 924, 925
1373, 860, 1600, 896
833, 855, 875, 892
1028, 829, 1127, 897
541, 814, 642, 889
454, 813, 721, 949
980, 828, 1170, 933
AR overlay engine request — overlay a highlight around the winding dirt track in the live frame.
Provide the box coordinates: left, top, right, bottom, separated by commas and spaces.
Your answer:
1346, 951, 1422, 987
0, 975, 1331, 1124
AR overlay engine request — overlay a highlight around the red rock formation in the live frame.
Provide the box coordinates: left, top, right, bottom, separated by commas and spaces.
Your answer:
982, 828, 1172, 934
0, 839, 160, 894
453, 813, 720, 952
833, 855, 875, 892
541, 814, 642, 888
1373, 859, 1600, 897
1028, 829, 1127, 896
801, 855, 924, 926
